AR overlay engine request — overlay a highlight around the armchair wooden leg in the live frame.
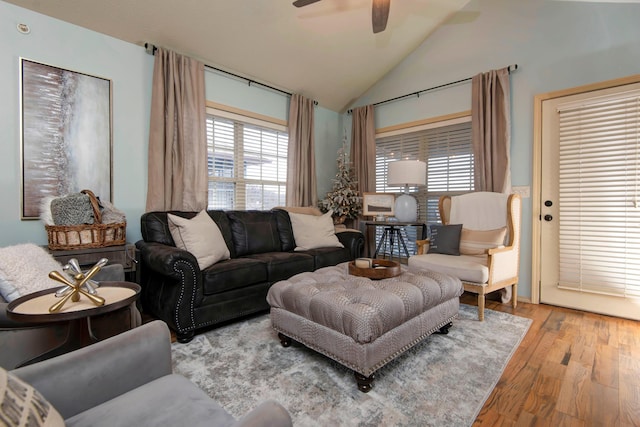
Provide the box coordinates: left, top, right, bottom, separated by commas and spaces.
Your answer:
477, 293, 485, 321
512, 283, 518, 309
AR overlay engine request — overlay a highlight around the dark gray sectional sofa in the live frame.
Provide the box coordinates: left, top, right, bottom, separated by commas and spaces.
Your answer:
136, 209, 364, 342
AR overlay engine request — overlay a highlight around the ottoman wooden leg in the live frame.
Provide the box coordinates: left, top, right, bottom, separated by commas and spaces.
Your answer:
354, 372, 375, 393
278, 333, 292, 347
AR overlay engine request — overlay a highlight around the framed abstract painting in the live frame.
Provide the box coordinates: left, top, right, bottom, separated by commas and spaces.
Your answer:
20, 58, 112, 219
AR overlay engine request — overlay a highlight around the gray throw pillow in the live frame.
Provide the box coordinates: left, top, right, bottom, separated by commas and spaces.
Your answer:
428, 224, 463, 255
50, 193, 95, 225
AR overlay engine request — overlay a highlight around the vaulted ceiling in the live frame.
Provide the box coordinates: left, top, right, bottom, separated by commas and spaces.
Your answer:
4, 0, 472, 112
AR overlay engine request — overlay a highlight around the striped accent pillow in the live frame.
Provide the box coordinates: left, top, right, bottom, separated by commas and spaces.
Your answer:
0, 366, 64, 426
459, 227, 507, 255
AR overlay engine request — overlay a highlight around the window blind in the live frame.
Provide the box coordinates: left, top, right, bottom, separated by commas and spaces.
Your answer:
376, 120, 473, 225
375, 120, 473, 256
206, 114, 288, 210
557, 90, 640, 298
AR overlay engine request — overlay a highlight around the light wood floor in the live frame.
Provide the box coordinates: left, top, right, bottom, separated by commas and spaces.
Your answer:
460, 293, 640, 427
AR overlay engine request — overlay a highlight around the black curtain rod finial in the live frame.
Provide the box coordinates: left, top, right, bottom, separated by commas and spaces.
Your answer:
144, 42, 157, 55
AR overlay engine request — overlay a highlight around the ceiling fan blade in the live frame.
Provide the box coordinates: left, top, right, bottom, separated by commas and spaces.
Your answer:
372, 0, 390, 33
293, 0, 323, 7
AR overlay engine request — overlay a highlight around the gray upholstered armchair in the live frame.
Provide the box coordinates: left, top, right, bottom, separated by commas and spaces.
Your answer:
11, 320, 292, 427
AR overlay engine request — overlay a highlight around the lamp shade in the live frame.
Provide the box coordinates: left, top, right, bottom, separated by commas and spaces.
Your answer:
387, 160, 426, 186
387, 160, 426, 222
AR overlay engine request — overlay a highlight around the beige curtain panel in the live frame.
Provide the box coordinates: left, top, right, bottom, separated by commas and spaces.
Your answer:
146, 47, 207, 212
286, 94, 317, 207
471, 67, 512, 193
350, 104, 376, 253
350, 104, 376, 196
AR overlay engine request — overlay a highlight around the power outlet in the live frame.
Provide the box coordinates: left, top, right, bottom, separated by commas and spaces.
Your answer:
512, 186, 530, 198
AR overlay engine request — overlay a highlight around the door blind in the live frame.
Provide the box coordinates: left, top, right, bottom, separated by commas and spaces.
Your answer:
557, 90, 640, 298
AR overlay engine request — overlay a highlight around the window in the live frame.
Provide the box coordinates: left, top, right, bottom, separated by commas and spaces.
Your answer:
376, 118, 474, 223
375, 117, 473, 256
206, 108, 288, 210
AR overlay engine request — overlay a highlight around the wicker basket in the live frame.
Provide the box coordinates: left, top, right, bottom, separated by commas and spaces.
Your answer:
45, 189, 126, 250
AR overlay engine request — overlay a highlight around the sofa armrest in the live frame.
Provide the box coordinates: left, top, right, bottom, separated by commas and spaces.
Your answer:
136, 241, 202, 338
136, 240, 200, 279
231, 400, 293, 427
11, 320, 172, 420
336, 230, 364, 259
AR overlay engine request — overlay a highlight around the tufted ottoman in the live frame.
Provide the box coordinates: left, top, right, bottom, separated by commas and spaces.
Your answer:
266, 262, 463, 392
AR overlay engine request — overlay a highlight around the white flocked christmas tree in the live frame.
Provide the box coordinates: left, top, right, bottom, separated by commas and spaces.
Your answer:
319, 140, 361, 223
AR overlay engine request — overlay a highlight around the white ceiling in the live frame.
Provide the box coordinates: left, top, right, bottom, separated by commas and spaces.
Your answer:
4, 0, 472, 112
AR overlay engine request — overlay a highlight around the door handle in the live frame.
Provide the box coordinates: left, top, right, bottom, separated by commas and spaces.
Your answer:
544, 214, 553, 222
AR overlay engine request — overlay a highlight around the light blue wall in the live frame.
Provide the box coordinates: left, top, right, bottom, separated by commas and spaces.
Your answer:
350, 0, 640, 300
205, 70, 290, 120
205, 69, 343, 201
314, 108, 344, 200
0, 1, 153, 246
0, 1, 342, 247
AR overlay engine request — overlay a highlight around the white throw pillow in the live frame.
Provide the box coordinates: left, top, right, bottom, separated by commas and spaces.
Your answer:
0, 366, 65, 426
0, 244, 64, 302
168, 210, 230, 270
288, 210, 344, 251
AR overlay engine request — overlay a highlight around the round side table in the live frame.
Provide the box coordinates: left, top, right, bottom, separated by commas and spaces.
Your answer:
7, 281, 140, 364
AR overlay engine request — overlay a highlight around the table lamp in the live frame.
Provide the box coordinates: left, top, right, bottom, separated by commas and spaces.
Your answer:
387, 160, 426, 222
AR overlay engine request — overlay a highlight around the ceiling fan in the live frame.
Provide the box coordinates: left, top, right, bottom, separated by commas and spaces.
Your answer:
293, 0, 391, 34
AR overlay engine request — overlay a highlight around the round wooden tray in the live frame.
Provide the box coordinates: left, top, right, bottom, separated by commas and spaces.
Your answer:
7, 282, 140, 323
348, 259, 401, 280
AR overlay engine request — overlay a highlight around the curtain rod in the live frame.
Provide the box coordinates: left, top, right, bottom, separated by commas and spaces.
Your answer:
347, 64, 518, 114
144, 43, 318, 105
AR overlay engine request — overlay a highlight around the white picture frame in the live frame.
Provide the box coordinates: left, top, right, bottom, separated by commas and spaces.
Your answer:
362, 192, 395, 217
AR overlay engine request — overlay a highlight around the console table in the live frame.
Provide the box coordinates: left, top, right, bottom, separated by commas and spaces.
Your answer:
47, 243, 138, 283
365, 221, 427, 260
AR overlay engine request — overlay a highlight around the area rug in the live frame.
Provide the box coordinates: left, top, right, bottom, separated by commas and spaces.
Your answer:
171, 304, 531, 427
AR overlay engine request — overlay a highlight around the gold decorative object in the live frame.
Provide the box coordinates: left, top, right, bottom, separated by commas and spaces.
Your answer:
48, 258, 106, 313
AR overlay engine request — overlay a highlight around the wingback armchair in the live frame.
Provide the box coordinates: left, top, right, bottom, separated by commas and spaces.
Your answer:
408, 192, 521, 320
